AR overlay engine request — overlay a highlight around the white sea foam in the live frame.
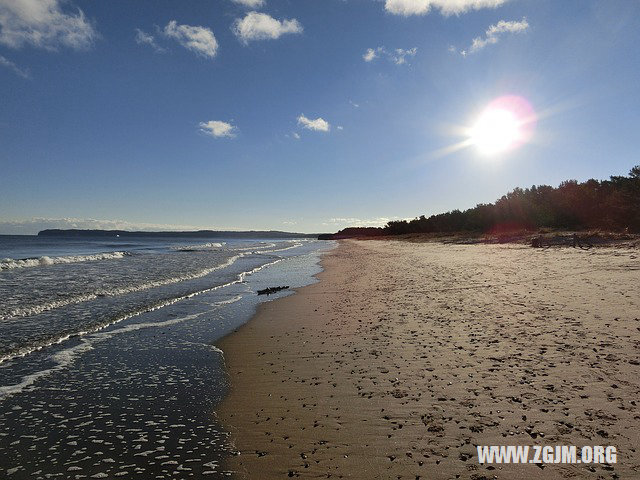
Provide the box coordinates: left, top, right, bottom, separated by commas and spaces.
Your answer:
231, 242, 277, 252
0, 312, 203, 400
259, 242, 303, 254
0, 259, 282, 378
212, 295, 243, 306
0, 252, 129, 271
2, 241, 298, 321
0, 242, 305, 399
0, 254, 243, 321
0, 262, 287, 375
231, 242, 303, 255
171, 242, 225, 252
0, 258, 281, 370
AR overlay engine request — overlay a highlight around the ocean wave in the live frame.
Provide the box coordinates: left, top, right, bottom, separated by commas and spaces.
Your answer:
0, 258, 287, 399
0, 252, 130, 271
230, 242, 303, 255
0, 254, 242, 321
1, 241, 306, 320
0, 258, 283, 368
259, 242, 303, 254
171, 242, 225, 252
231, 242, 277, 252
211, 295, 243, 306
0, 312, 205, 400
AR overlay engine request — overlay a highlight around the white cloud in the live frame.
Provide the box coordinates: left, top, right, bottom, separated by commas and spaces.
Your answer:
163, 20, 218, 58
0, 0, 96, 50
385, 0, 508, 16
363, 47, 379, 62
135, 28, 165, 53
199, 120, 237, 138
0, 217, 203, 235
297, 114, 330, 132
363, 46, 417, 65
337, 126, 344, 130
0, 54, 29, 78
293, 132, 301, 139
349, 100, 360, 108
233, 11, 302, 43
231, 0, 265, 8
391, 47, 417, 64
468, 18, 529, 53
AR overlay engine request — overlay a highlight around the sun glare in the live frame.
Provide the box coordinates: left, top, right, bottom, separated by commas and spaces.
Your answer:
468, 95, 536, 157
471, 109, 520, 155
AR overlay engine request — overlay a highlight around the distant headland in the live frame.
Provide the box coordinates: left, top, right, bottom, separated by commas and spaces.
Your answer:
37, 229, 321, 239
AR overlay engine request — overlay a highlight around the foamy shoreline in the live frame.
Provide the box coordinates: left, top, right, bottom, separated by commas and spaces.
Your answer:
217, 239, 639, 479
0, 239, 330, 478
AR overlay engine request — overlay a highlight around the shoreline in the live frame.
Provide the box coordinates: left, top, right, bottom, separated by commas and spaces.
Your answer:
0, 239, 328, 479
216, 239, 639, 479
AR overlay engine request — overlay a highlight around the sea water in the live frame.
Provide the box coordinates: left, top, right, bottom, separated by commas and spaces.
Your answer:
0, 234, 334, 478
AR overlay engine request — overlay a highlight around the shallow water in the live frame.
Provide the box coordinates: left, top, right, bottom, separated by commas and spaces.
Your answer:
0, 235, 334, 479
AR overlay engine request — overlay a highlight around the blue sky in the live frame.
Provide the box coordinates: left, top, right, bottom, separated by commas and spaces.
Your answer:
1, 0, 639, 234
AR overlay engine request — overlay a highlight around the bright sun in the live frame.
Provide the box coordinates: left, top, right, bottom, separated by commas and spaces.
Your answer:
467, 95, 536, 157
470, 108, 521, 155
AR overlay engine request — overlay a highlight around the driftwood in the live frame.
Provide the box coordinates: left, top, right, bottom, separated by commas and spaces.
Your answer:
257, 286, 290, 296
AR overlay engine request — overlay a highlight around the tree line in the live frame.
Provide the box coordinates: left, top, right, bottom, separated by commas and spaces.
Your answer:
331, 165, 640, 238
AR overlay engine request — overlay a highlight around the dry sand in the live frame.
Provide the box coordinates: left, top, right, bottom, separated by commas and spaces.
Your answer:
216, 240, 639, 479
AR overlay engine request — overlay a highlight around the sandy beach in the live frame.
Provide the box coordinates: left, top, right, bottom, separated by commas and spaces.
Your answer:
217, 240, 639, 479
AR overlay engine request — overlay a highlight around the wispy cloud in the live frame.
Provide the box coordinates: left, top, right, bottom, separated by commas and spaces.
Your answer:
134, 28, 165, 53
0, 55, 29, 78
0, 217, 203, 235
363, 46, 417, 65
163, 21, 218, 58
0, 0, 96, 50
464, 18, 529, 55
233, 11, 302, 44
231, 0, 265, 8
199, 120, 237, 138
392, 47, 417, 65
297, 114, 330, 132
385, 0, 508, 16
363, 47, 379, 62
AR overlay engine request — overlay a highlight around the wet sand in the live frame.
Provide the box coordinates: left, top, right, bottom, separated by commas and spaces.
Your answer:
217, 240, 639, 479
